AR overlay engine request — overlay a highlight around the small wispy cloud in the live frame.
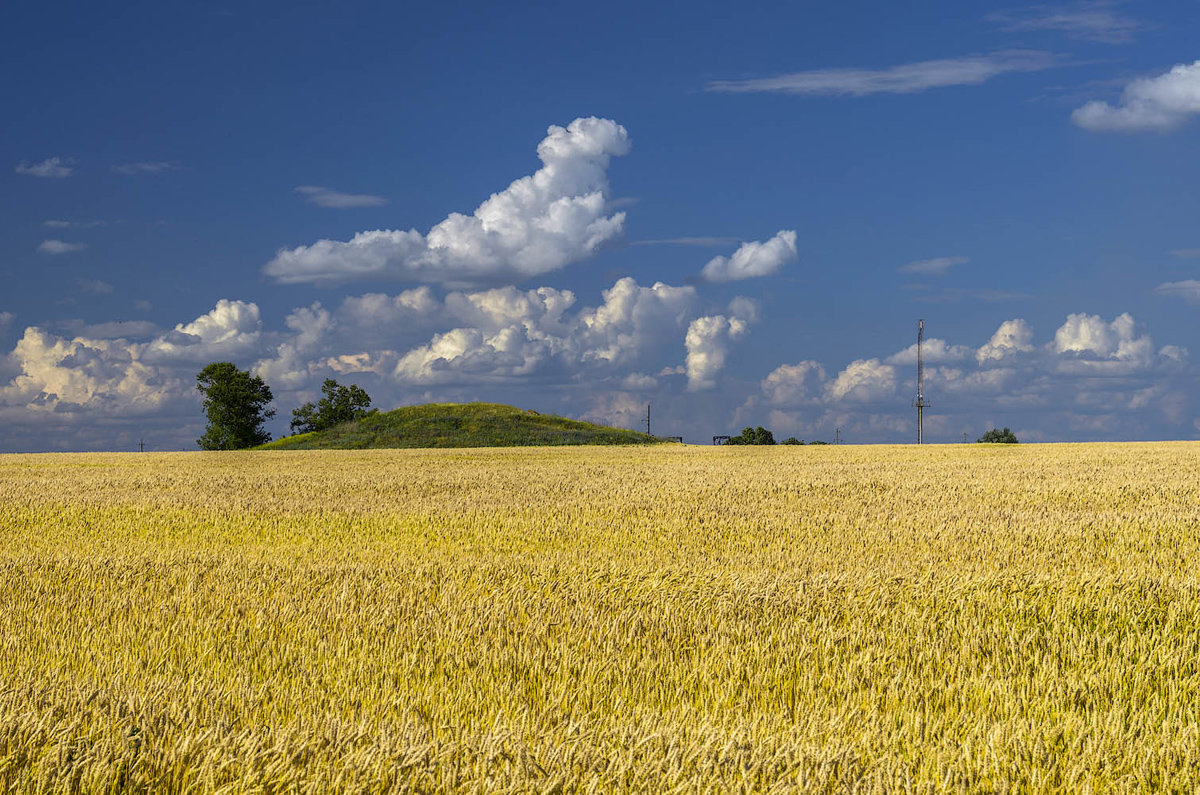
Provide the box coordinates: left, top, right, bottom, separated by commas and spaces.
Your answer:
1073, 61, 1200, 132
43, 219, 107, 229
16, 157, 74, 178
112, 161, 179, 175
1154, 280, 1200, 304
987, 2, 1147, 44
898, 256, 970, 276
706, 50, 1059, 96
1168, 248, 1200, 259
0, 311, 14, 332
294, 185, 388, 209
632, 236, 741, 247
75, 278, 114, 295
38, 239, 87, 255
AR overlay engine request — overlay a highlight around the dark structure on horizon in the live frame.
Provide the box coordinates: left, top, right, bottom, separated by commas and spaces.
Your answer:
913, 319, 928, 445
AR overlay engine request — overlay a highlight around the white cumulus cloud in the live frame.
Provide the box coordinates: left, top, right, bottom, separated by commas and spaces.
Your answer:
339, 287, 440, 325
254, 303, 336, 389
445, 285, 576, 333
1073, 61, 1200, 132
0, 300, 280, 433
825, 358, 897, 403
761, 361, 827, 405
1054, 312, 1149, 360
144, 299, 263, 363
976, 319, 1036, 363
0, 328, 180, 415
1051, 312, 1163, 374
700, 230, 797, 282
576, 278, 697, 366
886, 338, 974, 365
685, 314, 750, 391
264, 117, 631, 286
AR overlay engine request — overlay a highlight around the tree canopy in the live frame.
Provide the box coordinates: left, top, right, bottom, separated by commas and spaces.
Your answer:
290, 379, 373, 434
978, 427, 1018, 444
196, 363, 275, 450
723, 426, 776, 445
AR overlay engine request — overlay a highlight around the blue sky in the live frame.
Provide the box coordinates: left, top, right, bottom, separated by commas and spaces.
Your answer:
3, 0, 1200, 450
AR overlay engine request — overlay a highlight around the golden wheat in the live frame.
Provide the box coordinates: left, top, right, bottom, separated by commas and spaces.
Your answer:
2, 443, 1200, 792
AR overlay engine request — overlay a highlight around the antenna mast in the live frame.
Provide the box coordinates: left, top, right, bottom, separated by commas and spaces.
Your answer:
914, 319, 926, 444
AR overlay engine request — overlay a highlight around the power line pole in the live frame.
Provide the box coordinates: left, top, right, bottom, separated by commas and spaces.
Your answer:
139, 439, 145, 453
962, 432, 968, 444
913, 319, 927, 445
644, 403, 651, 436
835, 427, 840, 445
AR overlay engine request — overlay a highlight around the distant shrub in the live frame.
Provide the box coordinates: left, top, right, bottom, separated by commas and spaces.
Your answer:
978, 427, 1018, 444
724, 427, 776, 445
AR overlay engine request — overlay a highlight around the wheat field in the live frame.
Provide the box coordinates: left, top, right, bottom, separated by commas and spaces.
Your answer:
2, 443, 1200, 792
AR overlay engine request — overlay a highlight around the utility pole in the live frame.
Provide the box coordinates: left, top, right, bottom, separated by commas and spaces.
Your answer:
644, 403, 651, 436
835, 427, 840, 445
962, 432, 968, 444
913, 319, 927, 445
139, 439, 145, 453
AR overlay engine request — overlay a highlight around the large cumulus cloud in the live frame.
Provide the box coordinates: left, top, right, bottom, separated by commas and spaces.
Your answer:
263, 118, 631, 286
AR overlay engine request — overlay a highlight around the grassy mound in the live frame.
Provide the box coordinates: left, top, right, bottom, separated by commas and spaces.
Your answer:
257, 402, 661, 450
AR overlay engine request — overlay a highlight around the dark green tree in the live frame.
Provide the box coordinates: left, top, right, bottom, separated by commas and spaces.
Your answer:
290, 378, 372, 434
978, 427, 1018, 444
196, 363, 275, 450
780, 437, 804, 445
723, 426, 777, 445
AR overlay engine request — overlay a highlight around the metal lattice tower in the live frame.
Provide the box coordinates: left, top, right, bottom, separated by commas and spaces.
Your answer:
913, 319, 926, 444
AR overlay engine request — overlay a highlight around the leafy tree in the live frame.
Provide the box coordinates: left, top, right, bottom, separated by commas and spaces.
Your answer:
808, 440, 830, 445
780, 437, 804, 445
290, 378, 373, 434
723, 426, 776, 445
196, 363, 275, 450
978, 427, 1018, 444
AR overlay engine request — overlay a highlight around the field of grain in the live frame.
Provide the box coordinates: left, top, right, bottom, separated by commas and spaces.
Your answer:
3, 443, 1200, 792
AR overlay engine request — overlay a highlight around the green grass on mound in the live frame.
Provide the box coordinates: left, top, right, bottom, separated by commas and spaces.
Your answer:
257, 402, 663, 450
